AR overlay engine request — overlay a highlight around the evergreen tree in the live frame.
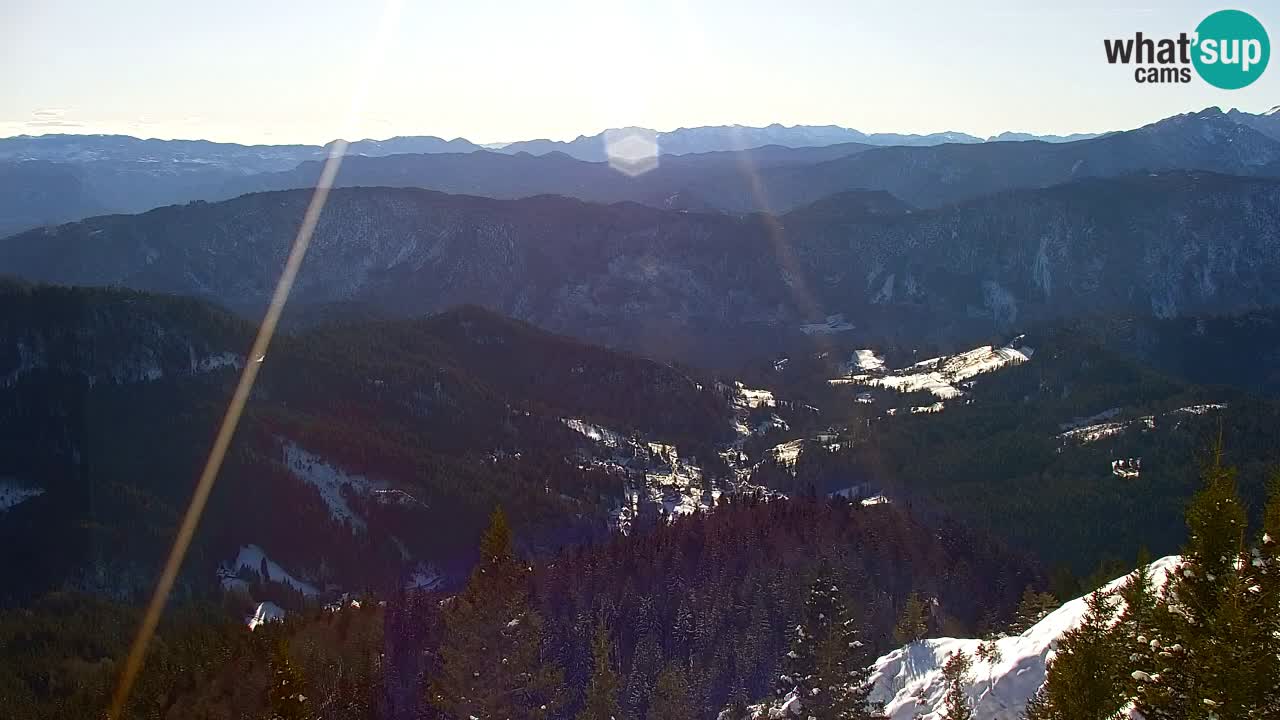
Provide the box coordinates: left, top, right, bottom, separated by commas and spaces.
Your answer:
429, 508, 562, 720
940, 651, 974, 720
646, 663, 696, 720
1008, 587, 1058, 635
892, 593, 929, 647
973, 640, 1003, 696
1021, 686, 1050, 720
1128, 445, 1280, 718
1031, 589, 1124, 719
266, 637, 311, 720
779, 567, 875, 720
577, 620, 621, 720
1253, 467, 1280, 712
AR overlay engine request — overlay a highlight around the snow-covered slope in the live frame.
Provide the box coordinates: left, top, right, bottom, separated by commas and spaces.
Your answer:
867, 556, 1180, 720
829, 341, 1032, 405
221, 544, 320, 597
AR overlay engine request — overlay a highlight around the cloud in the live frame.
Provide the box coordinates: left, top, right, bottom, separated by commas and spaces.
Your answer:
26, 119, 85, 128
31, 108, 67, 120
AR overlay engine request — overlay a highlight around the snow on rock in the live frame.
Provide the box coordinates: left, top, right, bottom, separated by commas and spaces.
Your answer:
0, 480, 43, 511
283, 441, 373, 531
850, 349, 886, 373
1172, 403, 1227, 415
1058, 404, 1224, 446
1057, 421, 1127, 444
734, 382, 778, 409
860, 494, 891, 506
768, 439, 807, 467
247, 601, 286, 630
563, 418, 629, 448
224, 544, 319, 597
867, 556, 1180, 720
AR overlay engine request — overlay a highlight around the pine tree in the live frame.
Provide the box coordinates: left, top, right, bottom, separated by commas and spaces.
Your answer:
266, 637, 311, 720
1252, 467, 1280, 712
1021, 686, 1050, 720
940, 651, 974, 720
974, 639, 1003, 696
1133, 444, 1270, 718
1032, 589, 1124, 719
1008, 587, 1058, 635
646, 663, 696, 720
577, 620, 621, 720
893, 593, 929, 646
780, 567, 875, 720
429, 507, 562, 720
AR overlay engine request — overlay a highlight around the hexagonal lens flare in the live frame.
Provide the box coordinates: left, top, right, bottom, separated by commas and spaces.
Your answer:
604, 127, 660, 176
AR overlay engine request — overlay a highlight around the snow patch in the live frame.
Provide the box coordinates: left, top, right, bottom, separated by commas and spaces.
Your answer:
768, 439, 806, 467
1058, 421, 1127, 444
734, 382, 777, 409
0, 480, 43, 511
223, 544, 319, 597
283, 442, 373, 531
563, 418, 628, 448
247, 601, 286, 630
1172, 403, 1227, 415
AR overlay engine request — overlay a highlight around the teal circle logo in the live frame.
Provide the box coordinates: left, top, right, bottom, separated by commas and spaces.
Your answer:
1193, 10, 1270, 89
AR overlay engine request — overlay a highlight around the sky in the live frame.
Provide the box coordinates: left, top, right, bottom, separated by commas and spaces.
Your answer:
2, 0, 1278, 145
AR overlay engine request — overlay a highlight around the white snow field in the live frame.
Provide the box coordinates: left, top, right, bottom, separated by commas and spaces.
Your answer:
829, 341, 1032, 406
223, 544, 320, 597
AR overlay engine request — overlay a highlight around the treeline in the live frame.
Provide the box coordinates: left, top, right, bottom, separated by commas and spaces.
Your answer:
0, 493, 1040, 719
373, 494, 1038, 720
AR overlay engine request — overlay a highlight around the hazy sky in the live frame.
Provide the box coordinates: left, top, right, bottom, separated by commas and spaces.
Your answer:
2, 0, 1277, 145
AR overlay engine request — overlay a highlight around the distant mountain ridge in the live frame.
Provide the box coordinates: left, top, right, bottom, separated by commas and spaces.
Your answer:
207, 107, 1280, 216
0, 106, 1275, 235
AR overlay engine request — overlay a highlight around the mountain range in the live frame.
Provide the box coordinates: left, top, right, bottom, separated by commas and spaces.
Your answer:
2, 107, 1272, 236
4, 169, 1279, 366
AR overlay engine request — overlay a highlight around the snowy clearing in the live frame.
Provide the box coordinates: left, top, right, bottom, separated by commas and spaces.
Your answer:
223, 544, 319, 597
850, 349, 886, 373
734, 382, 778, 409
